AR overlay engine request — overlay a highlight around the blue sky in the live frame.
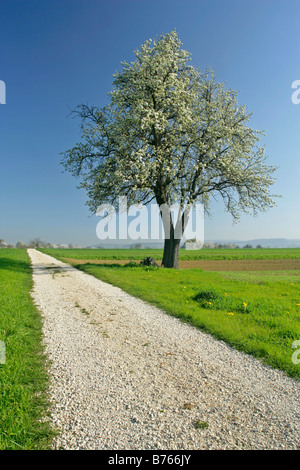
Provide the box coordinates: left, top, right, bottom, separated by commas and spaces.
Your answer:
0, 0, 299, 246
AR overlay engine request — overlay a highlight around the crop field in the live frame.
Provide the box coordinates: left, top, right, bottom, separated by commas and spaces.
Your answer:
40, 247, 300, 379
40, 247, 300, 272
40, 247, 300, 261
0, 249, 54, 450
40, 247, 300, 271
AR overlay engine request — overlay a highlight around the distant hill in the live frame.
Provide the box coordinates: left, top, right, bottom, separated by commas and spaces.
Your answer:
91, 238, 300, 249
207, 238, 300, 248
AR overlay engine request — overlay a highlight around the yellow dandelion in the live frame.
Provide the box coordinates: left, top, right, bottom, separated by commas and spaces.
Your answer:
297, 304, 300, 306
227, 312, 234, 316
243, 302, 248, 307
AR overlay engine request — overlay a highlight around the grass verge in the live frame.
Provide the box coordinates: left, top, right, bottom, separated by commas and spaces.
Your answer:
0, 249, 55, 450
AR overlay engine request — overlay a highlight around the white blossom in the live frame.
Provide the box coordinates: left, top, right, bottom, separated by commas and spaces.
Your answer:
62, 30, 279, 266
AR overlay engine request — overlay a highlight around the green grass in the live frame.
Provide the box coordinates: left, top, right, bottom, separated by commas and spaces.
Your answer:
39, 247, 300, 261
0, 249, 55, 450
69, 261, 300, 380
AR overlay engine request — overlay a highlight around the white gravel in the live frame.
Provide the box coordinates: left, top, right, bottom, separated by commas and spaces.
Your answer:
28, 248, 300, 450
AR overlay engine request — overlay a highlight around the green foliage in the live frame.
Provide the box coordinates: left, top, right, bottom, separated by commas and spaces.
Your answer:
193, 289, 223, 302
193, 421, 209, 429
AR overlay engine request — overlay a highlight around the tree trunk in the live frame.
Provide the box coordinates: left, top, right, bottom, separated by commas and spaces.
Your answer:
159, 201, 190, 269
161, 229, 181, 269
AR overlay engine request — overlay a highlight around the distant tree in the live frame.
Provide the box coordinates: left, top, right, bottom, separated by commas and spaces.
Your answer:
29, 237, 47, 248
243, 244, 253, 249
203, 242, 216, 249
16, 241, 28, 248
61, 30, 279, 268
184, 238, 197, 247
184, 238, 203, 250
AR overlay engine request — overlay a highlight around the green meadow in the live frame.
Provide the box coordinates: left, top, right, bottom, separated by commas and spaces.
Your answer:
74, 262, 300, 379
0, 249, 54, 450
39, 247, 300, 380
40, 247, 300, 261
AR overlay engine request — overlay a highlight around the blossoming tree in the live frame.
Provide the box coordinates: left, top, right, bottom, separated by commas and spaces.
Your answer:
61, 31, 278, 268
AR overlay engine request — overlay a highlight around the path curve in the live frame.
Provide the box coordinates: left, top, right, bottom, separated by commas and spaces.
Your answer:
28, 249, 300, 450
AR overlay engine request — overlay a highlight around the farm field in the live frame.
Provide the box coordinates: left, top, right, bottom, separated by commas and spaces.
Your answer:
41, 248, 300, 271
40, 247, 300, 380
0, 249, 55, 450
40, 247, 300, 271
40, 247, 300, 261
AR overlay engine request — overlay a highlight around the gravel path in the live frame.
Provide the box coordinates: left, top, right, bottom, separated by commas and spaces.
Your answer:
28, 249, 300, 450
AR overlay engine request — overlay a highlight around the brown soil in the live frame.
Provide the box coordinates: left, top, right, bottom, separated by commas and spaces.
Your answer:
62, 258, 300, 271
